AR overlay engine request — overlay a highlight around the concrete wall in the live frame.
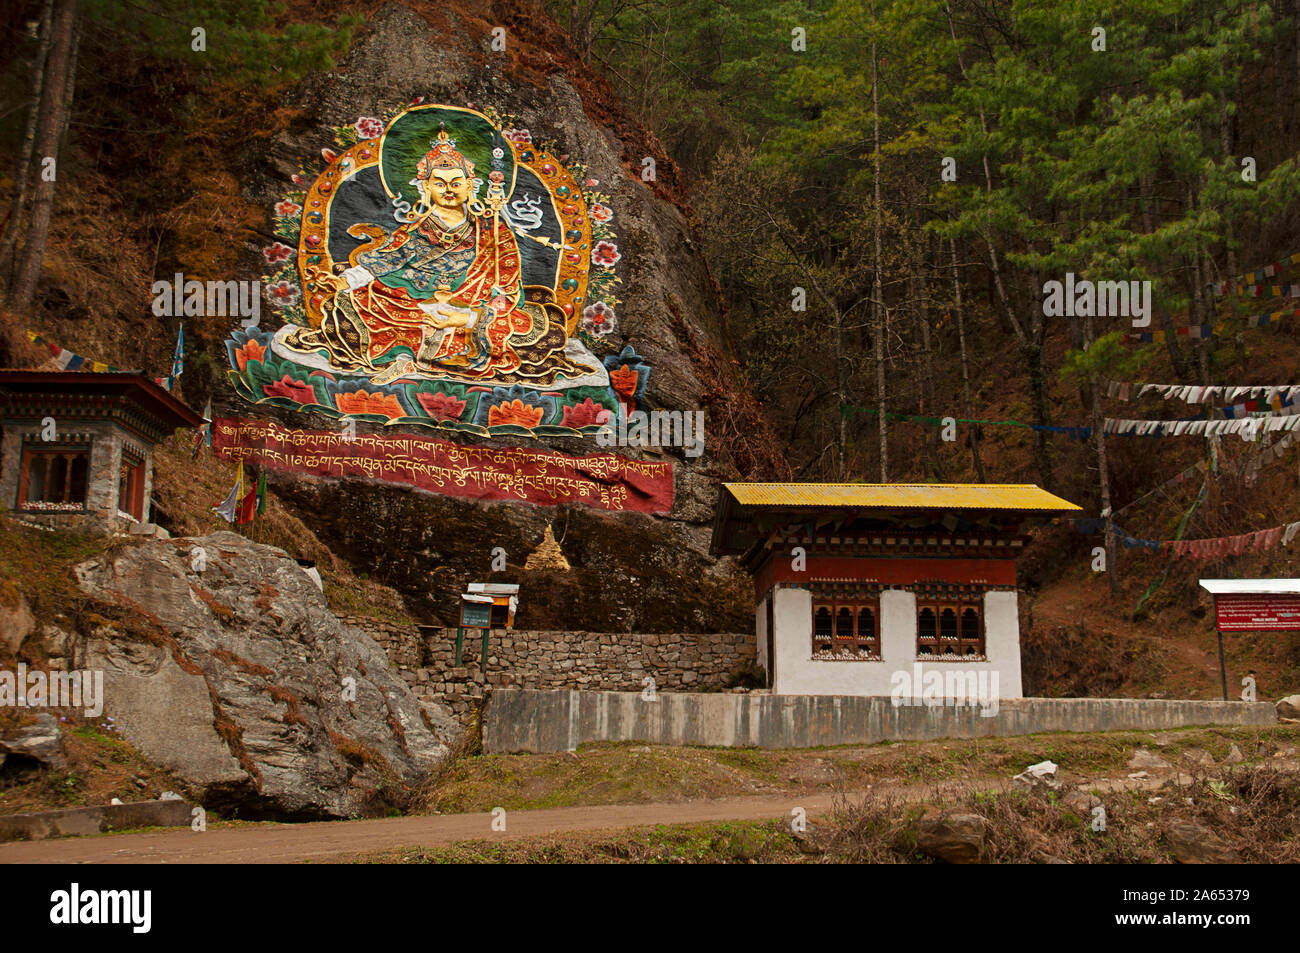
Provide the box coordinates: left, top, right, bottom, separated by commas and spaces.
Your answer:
483, 688, 1279, 753
0, 798, 192, 842
773, 586, 1022, 698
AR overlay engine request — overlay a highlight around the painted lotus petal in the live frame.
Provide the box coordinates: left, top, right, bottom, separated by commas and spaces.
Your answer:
560, 398, 612, 428
263, 375, 318, 405
336, 390, 404, 419
488, 399, 544, 429
235, 338, 268, 374
417, 390, 468, 421
609, 365, 639, 398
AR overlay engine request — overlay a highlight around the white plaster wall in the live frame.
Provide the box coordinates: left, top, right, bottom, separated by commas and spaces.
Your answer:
880, 589, 916, 662
755, 595, 768, 673
774, 586, 883, 695
771, 585, 1023, 698
984, 589, 1022, 697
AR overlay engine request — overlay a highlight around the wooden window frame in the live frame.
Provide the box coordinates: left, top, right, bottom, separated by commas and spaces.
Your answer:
917, 598, 985, 658
16, 446, 91, 513
811, 600, 880, 659
118, 453, 146, 521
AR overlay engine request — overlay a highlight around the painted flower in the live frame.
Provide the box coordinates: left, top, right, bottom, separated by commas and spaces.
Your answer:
585, 178, 599, 188
488, 399, 544, 429
590, 203, 613, 224
264, 279, 301, 309
291, 173, 308, 187
354, 116, 384, 140
274, 199, 302, 218
262, 375, 317, 405
582, 301, 616, 337
416, 390, 468, 421
336, 390, 405, 419
262, 242, 294, 265
609, 364, 641, 402
560, 398, 611, 428
503, 128, 532, 145
591, 240, 621, 268
234, 337, 267, 373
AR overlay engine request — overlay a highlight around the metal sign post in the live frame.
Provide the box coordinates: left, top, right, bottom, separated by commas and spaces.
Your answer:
457, 583, 520, 677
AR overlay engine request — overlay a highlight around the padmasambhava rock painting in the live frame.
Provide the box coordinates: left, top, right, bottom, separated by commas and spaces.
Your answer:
228, 103, 648, 436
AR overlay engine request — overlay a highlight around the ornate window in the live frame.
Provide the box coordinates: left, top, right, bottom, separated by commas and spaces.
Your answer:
812, 600, 880, 658
118, 449, 146, 521
18, 448, 90, 512
917, 598, 984, 657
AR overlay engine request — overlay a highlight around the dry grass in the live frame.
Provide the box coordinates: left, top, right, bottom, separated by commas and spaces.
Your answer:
824, 764, 1300, 864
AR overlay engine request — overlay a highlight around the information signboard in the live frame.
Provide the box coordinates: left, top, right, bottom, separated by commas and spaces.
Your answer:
460, 601, 492, 628
1213, 593, 1300, 632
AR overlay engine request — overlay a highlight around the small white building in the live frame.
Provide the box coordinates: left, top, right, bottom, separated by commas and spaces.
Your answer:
710, 483, 1080, 698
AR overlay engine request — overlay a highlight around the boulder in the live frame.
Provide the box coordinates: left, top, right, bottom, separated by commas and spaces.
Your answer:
1164, 820, 1241, 864
1062, 789, 1102, 815
1225, 744, 1246, 764
1180, 748, 1216, 768
1127, 748, 1172, 771
0, 712, 67, 775
916, 811, 987, 864
73, 532, 454, 819
1277, 695, 1300, 719
0, 583, 35, 655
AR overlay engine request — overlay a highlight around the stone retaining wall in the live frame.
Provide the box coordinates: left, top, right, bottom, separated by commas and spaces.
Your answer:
339, 614, 757, 733
336, 615, 423, 669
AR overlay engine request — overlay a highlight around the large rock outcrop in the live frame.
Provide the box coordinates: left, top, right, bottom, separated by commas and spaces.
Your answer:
220, 3, 764, 631
68, 532, 453, 820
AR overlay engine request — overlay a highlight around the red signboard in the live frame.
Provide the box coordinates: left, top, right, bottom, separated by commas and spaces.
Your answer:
212, 417, 674, 514
1213, 592, 1300, 631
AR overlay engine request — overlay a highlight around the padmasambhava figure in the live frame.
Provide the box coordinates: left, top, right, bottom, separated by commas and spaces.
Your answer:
282, 120, 592, 387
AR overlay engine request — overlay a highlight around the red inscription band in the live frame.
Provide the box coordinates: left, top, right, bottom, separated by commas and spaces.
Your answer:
212, 416, 674, 514
1214, 593, 1300, 632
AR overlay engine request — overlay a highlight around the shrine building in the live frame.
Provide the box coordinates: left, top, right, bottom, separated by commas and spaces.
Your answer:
0, 371, 202, 534
710, 483, 1081, 697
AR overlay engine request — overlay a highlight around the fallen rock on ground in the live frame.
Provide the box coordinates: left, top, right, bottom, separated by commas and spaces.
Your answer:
1062, 789, 1102, 815
0, 712, 67, 776
1277, 694, 1300, 719
1180, 748, 1216, 768
1128, 748, 1173, 771
917, 810, 987, 864
1164, 820, 1241, 864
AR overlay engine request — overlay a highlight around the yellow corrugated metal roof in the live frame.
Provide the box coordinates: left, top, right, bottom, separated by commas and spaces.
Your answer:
721, 483, 1081, 511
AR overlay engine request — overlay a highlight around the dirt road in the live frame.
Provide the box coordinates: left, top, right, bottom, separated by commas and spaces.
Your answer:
0, 766, 1236, 864
0, 791, 857, 864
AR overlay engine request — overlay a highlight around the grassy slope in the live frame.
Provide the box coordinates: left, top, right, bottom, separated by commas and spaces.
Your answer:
416, 725, 1300, 814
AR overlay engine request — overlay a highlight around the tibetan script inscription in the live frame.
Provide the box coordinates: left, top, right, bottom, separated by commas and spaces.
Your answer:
212, 417, 673, 514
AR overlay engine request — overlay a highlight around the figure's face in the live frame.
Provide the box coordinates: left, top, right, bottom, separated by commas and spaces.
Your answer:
428, 167, 472, 209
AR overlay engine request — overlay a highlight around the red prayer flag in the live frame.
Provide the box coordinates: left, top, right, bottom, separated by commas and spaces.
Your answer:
236, 487, 257, 524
